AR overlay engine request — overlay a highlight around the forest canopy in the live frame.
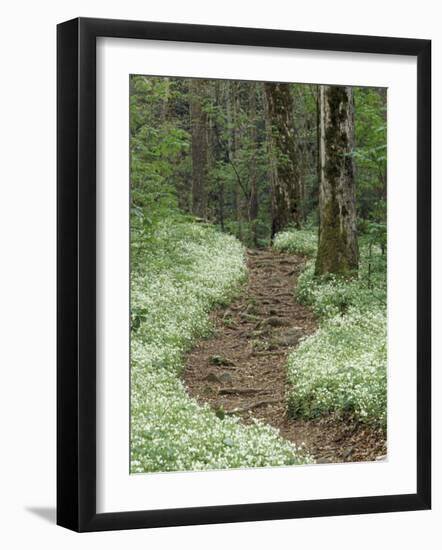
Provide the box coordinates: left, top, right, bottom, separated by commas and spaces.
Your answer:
130, 75, 386, 258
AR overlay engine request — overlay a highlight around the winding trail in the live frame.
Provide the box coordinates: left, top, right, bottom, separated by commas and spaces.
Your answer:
183, 249, 386, 463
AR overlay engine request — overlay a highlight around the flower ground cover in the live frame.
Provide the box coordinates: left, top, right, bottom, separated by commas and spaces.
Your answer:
130, 222, 311, 473
274, 229, 387, 429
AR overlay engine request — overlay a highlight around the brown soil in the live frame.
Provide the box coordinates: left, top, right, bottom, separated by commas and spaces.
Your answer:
183, 249, 387, 464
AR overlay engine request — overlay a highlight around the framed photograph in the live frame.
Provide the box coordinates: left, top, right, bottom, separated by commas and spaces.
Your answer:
57, 17, 431, 532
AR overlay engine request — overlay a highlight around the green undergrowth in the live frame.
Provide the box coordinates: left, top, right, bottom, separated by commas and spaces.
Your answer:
273, 229, 387, 430
131, 221, 312, 473
273, 229, 318, 257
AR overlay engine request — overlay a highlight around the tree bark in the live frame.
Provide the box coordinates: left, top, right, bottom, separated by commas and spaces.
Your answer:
233, 82, 243, 241
263, 84, 278, 244
213, 81, 225, 230
248, 82, 259, 246
316, 85, 321, 199
315, 85, 359, 276
264, 82, 301, 238
190, 79, 208, 218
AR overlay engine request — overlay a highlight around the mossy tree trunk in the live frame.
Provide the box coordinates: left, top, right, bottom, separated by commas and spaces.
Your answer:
315, 85, 359, 276
190, 79, 208, 218
264, 82, 301, 239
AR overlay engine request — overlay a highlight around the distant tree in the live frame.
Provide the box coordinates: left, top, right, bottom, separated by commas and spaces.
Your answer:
264, 82, 301, 238
248, 82, 259, 246
315, 85, 358, 276
232, 81, 244, 241
190, 79, 208, 218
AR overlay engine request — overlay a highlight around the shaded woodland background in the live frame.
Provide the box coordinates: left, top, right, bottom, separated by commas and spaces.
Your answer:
130, 76, 387, 266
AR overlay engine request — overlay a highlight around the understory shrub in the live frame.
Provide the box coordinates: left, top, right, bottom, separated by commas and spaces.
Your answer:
274, 229, 387, 429
131, 222, 311, 473
273, 229, 318, 257
287, 308, 387, 428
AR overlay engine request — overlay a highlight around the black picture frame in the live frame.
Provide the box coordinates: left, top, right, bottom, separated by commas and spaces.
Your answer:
57, 17, 431, 532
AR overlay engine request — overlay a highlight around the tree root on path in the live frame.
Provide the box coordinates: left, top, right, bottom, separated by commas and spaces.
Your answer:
218, 387, 267, 395
224, 398, 282, 415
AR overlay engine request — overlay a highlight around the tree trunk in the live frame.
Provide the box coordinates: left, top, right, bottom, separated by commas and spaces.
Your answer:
225, 82, 238, 234
263, 84, 278, 244
161, 77, 170, 121
315, 85, 359, 276
316, 84, 321, 198
263, 82, 301, 238
248, 82, 259, 246
233, 82, 243, 242
379, 87, 388, 205
190, 79, 208, 218
213, 81, 225, 230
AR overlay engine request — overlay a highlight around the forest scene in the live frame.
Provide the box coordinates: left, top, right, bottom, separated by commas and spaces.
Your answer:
130, 75, 387, 474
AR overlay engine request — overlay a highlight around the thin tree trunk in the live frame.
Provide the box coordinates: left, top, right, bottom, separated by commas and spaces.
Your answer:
233, 82, 243, 242
213, 81, 225, 230
264, 82, 301, 238
225, 82, 237, 232
263, 84, 278, 244
293, 84, 308, 223
315, 85, 358, 276
190, 79, 208, 218
379, 87, 388, 205
316, 84, 321, 198
161, 77, 170, 121
248, 82, 259, 247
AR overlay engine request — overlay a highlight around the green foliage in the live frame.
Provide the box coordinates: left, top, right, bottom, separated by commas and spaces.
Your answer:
287, 309, 387, 428
296, 247, 387, 319
273, 229, 318, 256
130, 76, 190, 256
353, 87, 387, 223
274, 229, 387, 429
365, 221, 387, 250
131, 221, 312, 473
